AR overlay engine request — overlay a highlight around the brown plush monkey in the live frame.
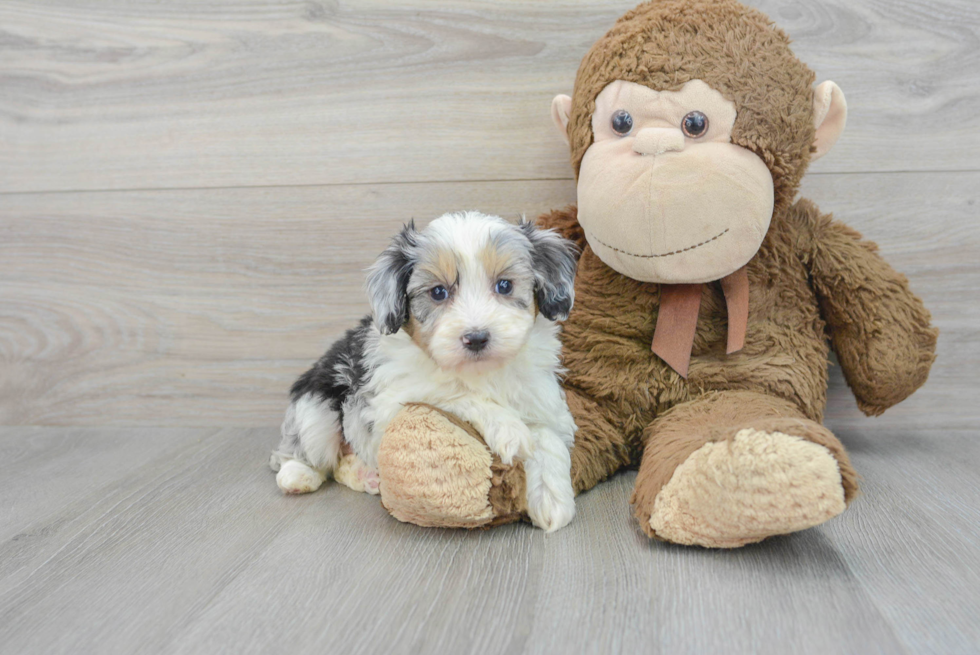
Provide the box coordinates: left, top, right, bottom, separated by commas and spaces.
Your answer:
375, 0, 938, 547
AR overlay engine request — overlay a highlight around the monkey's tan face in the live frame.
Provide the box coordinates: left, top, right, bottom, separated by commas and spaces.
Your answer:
577, 80, 774, 284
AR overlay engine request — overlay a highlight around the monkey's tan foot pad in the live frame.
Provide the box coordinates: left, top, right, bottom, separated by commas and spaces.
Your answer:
648, 428, 846, 548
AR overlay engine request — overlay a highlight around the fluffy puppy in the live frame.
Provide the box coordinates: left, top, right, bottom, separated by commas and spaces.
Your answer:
270, 211, 580, 532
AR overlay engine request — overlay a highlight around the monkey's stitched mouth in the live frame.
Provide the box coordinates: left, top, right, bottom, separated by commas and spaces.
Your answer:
587, 228, 729, 258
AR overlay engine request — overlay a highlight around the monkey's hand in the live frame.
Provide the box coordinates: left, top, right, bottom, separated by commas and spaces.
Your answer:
793, 199, 938, 416
377, 404, 528, 529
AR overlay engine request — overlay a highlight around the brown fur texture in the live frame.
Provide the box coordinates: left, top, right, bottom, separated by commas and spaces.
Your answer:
507, 0, 934, 537
793, 200, 939, 415
376, 0, 938, 545
539, 197, 934, 511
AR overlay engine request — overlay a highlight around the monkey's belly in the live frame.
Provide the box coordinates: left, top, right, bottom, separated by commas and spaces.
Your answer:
559, 298, 830, 440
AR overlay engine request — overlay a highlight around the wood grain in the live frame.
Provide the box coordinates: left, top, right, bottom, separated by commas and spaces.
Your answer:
2, 0, 979, 193
0, 179, 576, 425
0, 426, 977, 654
0, 426, 214, 542
1, 173, 975, 427
827, 428, 980, 653
1, 1, 978, 653
0, 427, 309, 654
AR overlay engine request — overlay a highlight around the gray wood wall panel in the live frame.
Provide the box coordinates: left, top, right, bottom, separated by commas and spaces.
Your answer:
0, 179, 576, 425
1, 0, 978, 193
2, 174, 975, 427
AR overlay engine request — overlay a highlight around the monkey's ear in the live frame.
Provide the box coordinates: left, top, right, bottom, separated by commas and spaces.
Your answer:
551, 94, 573, 145
366, 222, 418, 335
812, 81, 847, 161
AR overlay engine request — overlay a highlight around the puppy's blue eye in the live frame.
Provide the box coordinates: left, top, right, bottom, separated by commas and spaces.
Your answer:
611, 109, 633, 136
430, 285, 449, 302
495, 279, 513, 295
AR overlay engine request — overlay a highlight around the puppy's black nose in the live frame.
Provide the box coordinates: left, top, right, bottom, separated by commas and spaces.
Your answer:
461, 330, 490, 352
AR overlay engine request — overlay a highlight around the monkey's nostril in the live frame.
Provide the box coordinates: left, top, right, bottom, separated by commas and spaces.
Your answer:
461, 330, 490, 352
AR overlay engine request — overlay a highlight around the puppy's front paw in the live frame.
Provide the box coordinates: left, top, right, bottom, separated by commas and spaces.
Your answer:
486, 421, 533, 465
276, 460, 326, 495
526, 480, 575, 533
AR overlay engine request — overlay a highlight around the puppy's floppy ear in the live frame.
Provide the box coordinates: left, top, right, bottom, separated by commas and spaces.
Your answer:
366, 221, 419, 335
519, 219, 578, 321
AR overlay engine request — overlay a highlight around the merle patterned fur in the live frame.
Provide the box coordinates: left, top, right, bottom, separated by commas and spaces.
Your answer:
289, 315, 372, 417
518, 219, 578, 321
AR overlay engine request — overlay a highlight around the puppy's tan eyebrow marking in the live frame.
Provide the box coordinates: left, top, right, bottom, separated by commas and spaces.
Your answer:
482, 228, 530, 277
416, 244, 459, 287
479, 244, 515, 278
494, 268, 522, 283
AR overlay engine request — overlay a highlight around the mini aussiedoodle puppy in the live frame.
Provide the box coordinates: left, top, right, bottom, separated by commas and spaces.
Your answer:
270, 211, 580, 532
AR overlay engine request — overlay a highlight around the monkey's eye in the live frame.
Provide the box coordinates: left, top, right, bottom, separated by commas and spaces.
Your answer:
681, 111, 709, 138
610, 109, 633, 136
430, 285, 449, 302
494, 279, 513, 296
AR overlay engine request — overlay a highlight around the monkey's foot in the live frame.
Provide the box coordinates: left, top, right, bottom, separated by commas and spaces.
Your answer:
376, 404, 526, 528
647, 428, 846, 548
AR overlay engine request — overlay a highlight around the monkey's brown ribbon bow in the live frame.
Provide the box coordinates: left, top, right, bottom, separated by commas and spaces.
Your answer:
651, 266, 749, 378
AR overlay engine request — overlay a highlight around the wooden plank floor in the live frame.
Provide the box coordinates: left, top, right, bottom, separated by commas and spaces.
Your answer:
0, 425, 978, 654
2, 0, 979, 653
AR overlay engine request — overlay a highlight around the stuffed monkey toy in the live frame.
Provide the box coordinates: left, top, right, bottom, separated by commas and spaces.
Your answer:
375, 0, 938, 547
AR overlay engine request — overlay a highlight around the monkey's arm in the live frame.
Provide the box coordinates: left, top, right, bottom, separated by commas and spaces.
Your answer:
792, 199, 938, 416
